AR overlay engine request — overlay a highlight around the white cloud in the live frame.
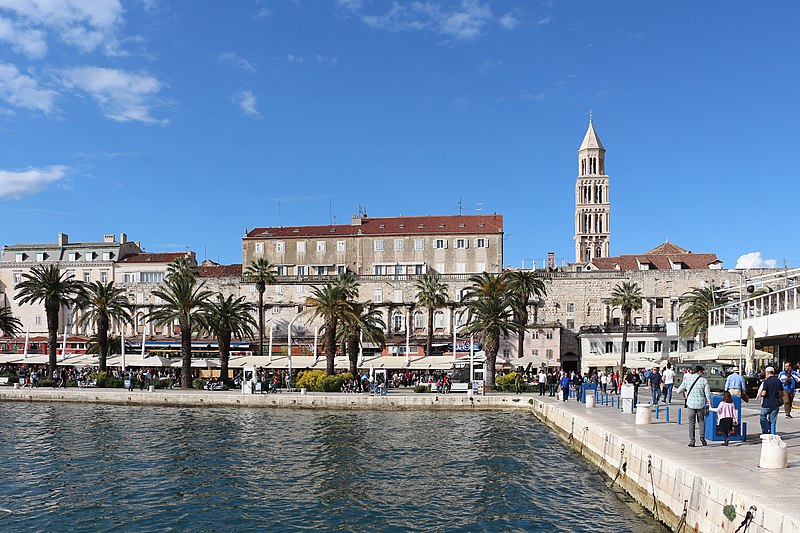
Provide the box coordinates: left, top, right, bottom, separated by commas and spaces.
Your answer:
496, 90, 545, 102
0, 0, 124, 55
61, 66, 166, 124
346, 0, 501, 41
498, 13, 518, 29
252, 7, 272, 20
286, 54, 303, 63
0, 16, 47, 57
314, 54, 338, 66
0, 63, 57, 113
735, 252, 777, 269
232, 90, 260, 117
0, 165, 67, 199
477, 58, 502, 74
536, 15, 554, 26
219, 52, 256, 73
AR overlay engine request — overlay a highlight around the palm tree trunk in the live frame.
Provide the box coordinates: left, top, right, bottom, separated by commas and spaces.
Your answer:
325, 317, 337, 375
347, 335, 358, 376
181, 325, 192, 388
46, 300, 59, 377
426, 308, 434, 356
98, 313, 109, 372
620, 312, 629, 375
485, 331, 499, 391
257, 288, 265, 355
219, 330, 231, 386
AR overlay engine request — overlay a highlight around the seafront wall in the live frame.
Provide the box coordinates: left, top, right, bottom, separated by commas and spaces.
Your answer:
1, 388, 794, 533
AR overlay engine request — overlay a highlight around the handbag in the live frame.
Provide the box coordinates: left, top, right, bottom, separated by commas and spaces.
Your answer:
683, 375, 701, 408
741, 391, 750, 403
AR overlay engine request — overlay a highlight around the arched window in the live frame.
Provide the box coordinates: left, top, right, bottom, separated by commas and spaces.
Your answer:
414, 311, 425, 329
434, 311, 445, 329
392, 312, 404, 333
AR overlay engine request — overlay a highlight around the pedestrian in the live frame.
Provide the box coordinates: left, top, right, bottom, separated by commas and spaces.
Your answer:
625, 370, 641, 407
675, 365, 712, 447
662, 363, 675, 403
725, 366, 746, 398
758, 367, 782, 434
559, 372, 570, 402
547, 371, 556, 397
572, 371, 583, 402
600, 372, 608, 394
538, 369, 546, 396
514, 372, 523, 395
778, 362, 800, 418
649, 367, 662, 404
709, 390, 738, 446
610, 372, 618, 395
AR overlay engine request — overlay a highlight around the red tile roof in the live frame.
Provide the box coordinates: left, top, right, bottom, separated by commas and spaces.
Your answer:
199, 264, 242, 278
245, 214, 503, 239
590, 242, 721, 271
118, 252, 191, 264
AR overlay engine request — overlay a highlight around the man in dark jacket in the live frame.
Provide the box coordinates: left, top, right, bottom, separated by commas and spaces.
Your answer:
760, 367, 783, 435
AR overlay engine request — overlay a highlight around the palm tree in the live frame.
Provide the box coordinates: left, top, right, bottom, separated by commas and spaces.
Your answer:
339, 301, 386, 376
414, 273, 449, 356
167, 255, 198, 280
460, 296, 514, 391
680, 286, 730, 345
86, 334, 123, 356
149, 261, 213, 388
244, 258, 276, 356
305, 280, 356, 375
0, 306, 22, 338
505, 271, 546, 360
610, 281, 643, 373
461, 271, 507, 302
201, 294, 257, 386
74, 281, 134, 372
14, 264, 82, 375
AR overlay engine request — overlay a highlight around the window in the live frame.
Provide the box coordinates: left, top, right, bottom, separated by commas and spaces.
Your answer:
123, 273, 136, 283
435, 263, 445, 273
546, 331, 553, 340
605, 341, 613, 353
316, 241, 326, 252
455, 262, 466, 273
654, 341, 662, 352
393, 289, 403, 303
634, 317, 642, 326
414, 311, 425, 329
414, 264, 424, 275
275, 285, 283, 294
337, 265, 346, 274
296, 265, 306, 276
296, 241, 306, 253
686, 340, 695, 352
255, 242, 264, 253
374, 240, 384, 252
35, 315, 41, 325
566, 303, 575, 313
373, 265, 385, 275
14, 252, 23, 262
546, 349, 553, 359
85, 252, 94, 261
414, 239, 424, 251
336, 240, 346, 252
102, 252, 112, 261
566, 319, 574, 329
276, 242, 285, 253
68, 252, 79, 261
140, 272, 164, 283
276, 265, 288, 275
433, 239, 447, 249
136, 293, 144, 304
670, 340, 678, 352
36, 252, 45, 262
434, 311, 445, 329
532, 349, 539, 357
655, 298, 664, 309
476, 262, 486, 273
638, 341, 646, 353
475, 238, 488, 248
454, 238, 468, 249
296, 285, 304, 295
394, 239, 404, 251
13, 272, 21, 284
373, 289, 383, 303
100, 271, 108, 283
272, 306, 280, 315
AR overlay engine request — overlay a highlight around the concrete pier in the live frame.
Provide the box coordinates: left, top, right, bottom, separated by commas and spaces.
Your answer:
2, 387, 798, 532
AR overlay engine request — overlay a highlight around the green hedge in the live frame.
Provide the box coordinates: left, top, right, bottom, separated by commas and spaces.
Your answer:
295, 370, 353, 392
0, 373, 19, 384
192, 379, 207, 390
153, 378, 174, 389
90, 372, 124, 388
414, 385, 430, 393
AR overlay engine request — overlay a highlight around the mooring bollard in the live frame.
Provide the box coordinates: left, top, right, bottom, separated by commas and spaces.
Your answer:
677, 408, 682, 425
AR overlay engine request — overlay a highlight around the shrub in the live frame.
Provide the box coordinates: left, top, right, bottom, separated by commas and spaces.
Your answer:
1, 373, 20, 384
192, 379, 207, 390
39, 379, 53, 387
414, 385, 430, 393
91, 372, 124, 388
495, 372, 518, 387
153, 378, 174, 389
296, 370, 353, 392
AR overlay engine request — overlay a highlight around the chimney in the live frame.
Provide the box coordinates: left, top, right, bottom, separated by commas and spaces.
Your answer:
351, 215, 363, 226
119, 233, 127, 244
57, 233, 68, 246
104, 234, 115, 243
547, 252, 555, 270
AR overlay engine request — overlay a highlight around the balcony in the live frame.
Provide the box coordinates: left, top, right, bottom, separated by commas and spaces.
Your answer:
579, 324, 667, 335
708, 281, 800, 344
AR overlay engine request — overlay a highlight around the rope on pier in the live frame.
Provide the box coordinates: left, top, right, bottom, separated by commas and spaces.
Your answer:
734, 505, 756, 533
675, 500, 688, 532
609, 443, 626, 488
647, 455, 660, 522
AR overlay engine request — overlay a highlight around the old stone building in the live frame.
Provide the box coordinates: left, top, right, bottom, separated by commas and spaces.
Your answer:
575, 117, 610, 264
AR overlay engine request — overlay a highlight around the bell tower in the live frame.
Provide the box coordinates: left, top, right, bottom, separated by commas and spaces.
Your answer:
574, 112, 610, 263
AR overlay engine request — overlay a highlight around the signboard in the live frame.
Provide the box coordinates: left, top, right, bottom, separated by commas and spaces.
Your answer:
473, 380, 485, 396
724, 307, 740, 328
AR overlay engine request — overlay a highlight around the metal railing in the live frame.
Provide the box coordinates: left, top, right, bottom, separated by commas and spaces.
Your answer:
579, 324, 667, 334
709, 285, 800, 327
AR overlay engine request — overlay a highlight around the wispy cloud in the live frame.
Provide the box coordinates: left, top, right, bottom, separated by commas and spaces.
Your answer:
477, 58, 502, 74
496, 90, 545, 102
219, 51, 256, 73
315, 54, 338, 66
536, 15, 554, 26
252, 7, 272, 20
0, 0, 124, 56
286, 54, 303, 63
0, 63, 57, 113
736, 252, 777, 269
232, 89, 261, 117
498, 13, 518, 29
70, 151, 139, 160
340, 0, 503, 42
0, 16, 47, 58
0, 165, 68, 199
60, 66, 166, 124
452, 96, 468, 112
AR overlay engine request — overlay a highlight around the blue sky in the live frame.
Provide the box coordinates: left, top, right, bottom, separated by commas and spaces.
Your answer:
0, 1, 797, 270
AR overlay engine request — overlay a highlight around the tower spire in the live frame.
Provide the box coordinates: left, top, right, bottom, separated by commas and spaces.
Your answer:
574, 116, 610, 264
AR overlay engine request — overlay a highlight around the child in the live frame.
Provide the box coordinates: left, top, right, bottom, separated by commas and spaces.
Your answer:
710, 390, 738, 446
